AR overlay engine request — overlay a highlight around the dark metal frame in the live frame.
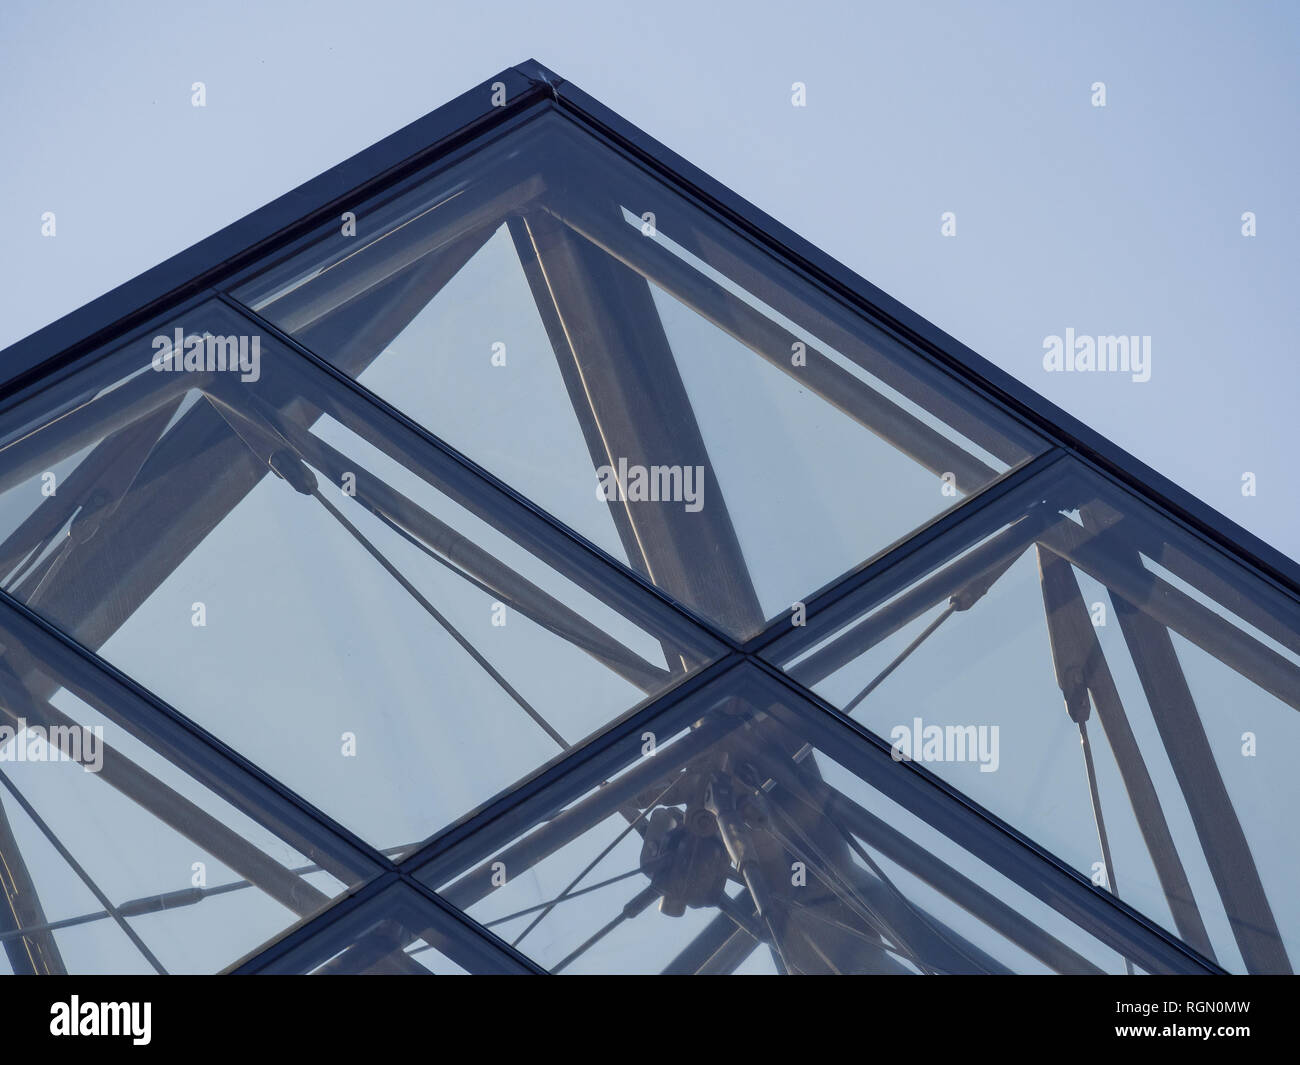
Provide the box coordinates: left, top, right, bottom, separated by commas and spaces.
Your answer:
0, 59, 1295, 975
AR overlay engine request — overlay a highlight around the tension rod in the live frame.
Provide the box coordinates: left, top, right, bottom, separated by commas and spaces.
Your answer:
309, 483, 570, 750
206, 391, 570, 750
842, 539, 1026, 715
0, 767, 167, 974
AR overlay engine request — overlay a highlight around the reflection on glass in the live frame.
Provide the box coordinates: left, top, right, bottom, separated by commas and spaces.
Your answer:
0, 301, 720, 856
771, 458, 1300, 974
232, 112, 1046, 637
415, 663, 1175, 975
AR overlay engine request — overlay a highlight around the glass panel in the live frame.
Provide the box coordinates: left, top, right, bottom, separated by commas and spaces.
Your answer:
0, 601, 364, 975
0, 300, 720, 857
232, 111, 1046, 637
769, 457, 1300, 973
415, 662, 1179, 975
242, 882, 522, 974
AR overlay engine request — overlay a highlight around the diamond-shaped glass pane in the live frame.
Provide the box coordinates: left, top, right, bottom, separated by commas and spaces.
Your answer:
0, 300, 720, 855
769, 457, 1300, 973
232, 112, 1046, 637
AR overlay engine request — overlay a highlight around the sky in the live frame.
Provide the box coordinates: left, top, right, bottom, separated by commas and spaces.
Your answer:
0, 0, 1296, 974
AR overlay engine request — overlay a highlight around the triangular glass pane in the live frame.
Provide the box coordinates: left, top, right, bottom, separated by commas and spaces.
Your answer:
233, 112, 1046, 637
315, 223, 634, 568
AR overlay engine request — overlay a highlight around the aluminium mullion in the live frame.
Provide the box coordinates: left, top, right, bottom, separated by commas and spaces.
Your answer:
307, 920, 436, 975
5, 58, 1295, 610
422, 666, 925, 973
214, 98, 553, 306
0, 241, 624, 889
200, 383, 573, 753
400, 872, 546, 974
292, 878, 503, 976
0, 52, 1289, 972
754, 449, 1279, 967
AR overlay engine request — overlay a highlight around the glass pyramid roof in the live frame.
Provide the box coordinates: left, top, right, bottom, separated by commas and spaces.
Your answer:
0, 61, 1295, 975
